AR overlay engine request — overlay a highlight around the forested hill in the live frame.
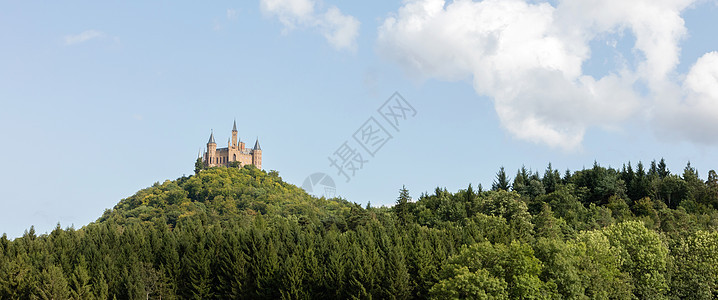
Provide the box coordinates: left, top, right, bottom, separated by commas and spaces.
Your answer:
95, 165, 356, 229
2, 161, 718, 299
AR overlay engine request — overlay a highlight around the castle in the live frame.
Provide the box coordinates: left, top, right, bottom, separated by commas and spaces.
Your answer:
203, 120, 262, 169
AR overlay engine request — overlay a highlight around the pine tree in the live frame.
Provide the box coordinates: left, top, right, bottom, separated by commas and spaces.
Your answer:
69, 256, 92, 300
706, 170, 718, 208
534, 203, 562, 240
658, 158, 670, 179
37, 265, 71, 300
215, 231, 247, 298
512, 166, 530, 194
465, 184, 475, 217
649, 160, 659, 179
621, 162, 635, 188
543, 163, 559, 194
492, 166, 511, 191
395, 185, 412, 225
630, 162, 649, 200
92, 271, 110, 300
387, 242, 411, 299
279, 254, 305, 299
563, 169, 572, 184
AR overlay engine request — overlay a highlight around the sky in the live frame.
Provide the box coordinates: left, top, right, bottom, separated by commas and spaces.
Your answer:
1, 0, 718, 238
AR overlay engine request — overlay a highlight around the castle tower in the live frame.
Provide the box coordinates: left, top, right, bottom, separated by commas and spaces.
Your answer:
232, 119, 238, 147
252, 137, 262, 169
200, 121, 261, 169
206, 130, 217, 166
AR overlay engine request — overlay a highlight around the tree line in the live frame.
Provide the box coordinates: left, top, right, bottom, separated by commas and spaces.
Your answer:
1, 160, 718, 299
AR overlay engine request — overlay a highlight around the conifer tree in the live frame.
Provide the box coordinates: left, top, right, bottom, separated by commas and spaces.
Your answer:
658, 158, 670, 179
492, 166, 511, 191
69, 256, 92, 300
395, 185, 412, 225
37, 265, 71, 300
542, 163, 559, 194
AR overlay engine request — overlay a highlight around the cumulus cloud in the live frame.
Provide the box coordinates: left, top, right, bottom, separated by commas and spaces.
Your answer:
64, 30, 105, 45
260, 0, 315, 30
657, 51, 718, 142
378, 0, 716, 149
321, 6, 360, 51
260, 0, 359, 51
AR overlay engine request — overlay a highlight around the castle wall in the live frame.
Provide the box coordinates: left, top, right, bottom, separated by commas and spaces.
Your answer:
204, 139, 261, 169
252, 151, 262, 169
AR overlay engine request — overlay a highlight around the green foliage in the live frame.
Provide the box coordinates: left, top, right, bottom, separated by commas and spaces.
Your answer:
37, 265, 71, 300
533, 203, 564, 240
542, 163, 561, 194
395, 185, 413, 226
477, 190, 534, 241
492, 166, 511, 191
603, 221, 669, 299
563, 231, 632, 298
669, 230, 718, 299
99, 166, 355, 229
194, 157, 204, 175
430, 267, 507, 300
433, 241, 556, 299
3, 159, 718, 298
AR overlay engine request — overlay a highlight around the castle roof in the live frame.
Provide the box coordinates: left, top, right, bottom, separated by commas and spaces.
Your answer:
253, 138, 261, 151
233, 120, 237, 132
208, 131, 215, 144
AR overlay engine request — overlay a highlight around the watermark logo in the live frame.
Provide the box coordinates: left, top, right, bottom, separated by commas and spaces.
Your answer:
302, 92, 417, 196
327, 91, 416, 183
353, 117, 392, 157
301, 172, 336, 198
378, 92, 417, 131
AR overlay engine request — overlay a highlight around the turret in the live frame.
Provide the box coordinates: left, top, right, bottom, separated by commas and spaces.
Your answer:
252, 137, 262, 169
206, 130, 217, 166
232, 119, 238, 148
208, 130, 216, 144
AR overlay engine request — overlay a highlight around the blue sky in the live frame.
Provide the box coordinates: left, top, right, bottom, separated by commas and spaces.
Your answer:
1, 0, 718, 238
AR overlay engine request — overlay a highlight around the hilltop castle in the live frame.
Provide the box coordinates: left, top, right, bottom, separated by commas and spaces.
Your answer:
203, 120, 262, 169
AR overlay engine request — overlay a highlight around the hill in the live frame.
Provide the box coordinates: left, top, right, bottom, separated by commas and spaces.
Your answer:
96, 165, 355, 230
2, 161, 718, 299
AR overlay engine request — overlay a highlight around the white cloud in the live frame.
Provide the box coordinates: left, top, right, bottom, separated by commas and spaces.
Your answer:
64, 30, 105, 45
554, 0, 693, 88
656, 51, 718, 142
260, 0, 359, 51
378, 0, 716, 149
685, 52, 718, 100
260, 0, 314, 30
321, 6, 360, 51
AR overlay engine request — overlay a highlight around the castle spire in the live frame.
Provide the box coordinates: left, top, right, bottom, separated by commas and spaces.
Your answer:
253, 137, 261, 150
233, 119, 237, 132
208, 130, 215, 144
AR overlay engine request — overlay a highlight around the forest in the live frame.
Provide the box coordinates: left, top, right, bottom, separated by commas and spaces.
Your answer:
2, 159, 718, 299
